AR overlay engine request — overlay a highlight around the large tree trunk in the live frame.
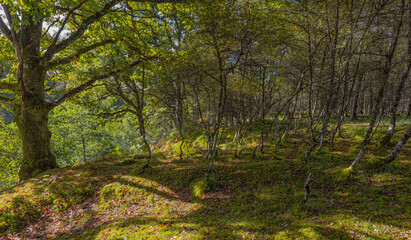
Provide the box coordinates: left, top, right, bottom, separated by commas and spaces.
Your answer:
15, 104, 57, 180
14, 17, 58, 180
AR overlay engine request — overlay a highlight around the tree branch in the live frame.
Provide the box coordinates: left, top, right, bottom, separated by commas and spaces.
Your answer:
42, 0, 183, 63
42, 0, 120, 63
0, 16, 12, 41
2, 4, 21, 55
46, 39, 116, 69
50, 0, 89, 49
51, 72, 115, 108
51, 57, 154, 108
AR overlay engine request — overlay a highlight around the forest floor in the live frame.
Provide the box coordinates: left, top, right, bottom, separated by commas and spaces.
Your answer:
0, 123, 410, 239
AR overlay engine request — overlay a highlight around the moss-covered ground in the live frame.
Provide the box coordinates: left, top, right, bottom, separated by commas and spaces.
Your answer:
0, 123, 410, 239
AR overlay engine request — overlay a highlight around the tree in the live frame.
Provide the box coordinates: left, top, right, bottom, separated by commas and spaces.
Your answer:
0, 0, 178, 180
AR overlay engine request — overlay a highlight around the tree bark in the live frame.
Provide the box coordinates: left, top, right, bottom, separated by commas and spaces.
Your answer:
384, 125, 411, 164
16, 105, 57, 180
138, 114, 151, 168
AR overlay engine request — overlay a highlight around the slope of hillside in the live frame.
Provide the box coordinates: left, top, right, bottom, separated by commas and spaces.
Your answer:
0, 125, 410, 239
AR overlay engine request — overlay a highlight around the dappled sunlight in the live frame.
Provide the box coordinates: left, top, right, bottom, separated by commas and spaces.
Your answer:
0, 123, 409, 239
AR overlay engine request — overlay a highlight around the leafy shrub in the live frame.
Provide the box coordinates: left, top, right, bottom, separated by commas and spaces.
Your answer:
193, 135, 208, 149
50, 103, 141, 166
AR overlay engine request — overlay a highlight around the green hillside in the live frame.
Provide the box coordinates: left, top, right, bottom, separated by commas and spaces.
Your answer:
1, 124, 409, 239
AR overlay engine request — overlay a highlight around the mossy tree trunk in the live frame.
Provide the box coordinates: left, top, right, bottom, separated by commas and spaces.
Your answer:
16, 104, 57, 180
10, 11, 58, 180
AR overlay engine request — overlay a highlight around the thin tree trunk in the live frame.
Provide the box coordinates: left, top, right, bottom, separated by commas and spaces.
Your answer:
381, 4, 411, 145
319, 0, 340, 147
302, 142, 317, 204
349, 0, 405, 169
179, 130, 184, 160
138, 114, 151, 168
234, 126, 241, 158
139, 63, 151, 169
207, 76, 227, 174
350, 75, 362, 121
384, 125, 411, 164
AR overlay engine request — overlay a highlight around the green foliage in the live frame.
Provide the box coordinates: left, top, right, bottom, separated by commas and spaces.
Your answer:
0, 119, 21, 191
193, 135, 208, 149
0, 0, 410, 237
49, 102, 142, 166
